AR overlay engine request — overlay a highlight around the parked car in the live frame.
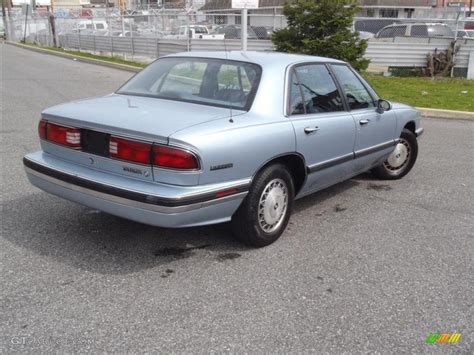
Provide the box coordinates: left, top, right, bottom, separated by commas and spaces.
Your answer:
354, 19, 401, 35
166, 25, 225, 40
75, 20, 108, 32
251, 26, 274, 39
215, 25, 258, 39
457, 30, 474, 38
119, 31, 141, 38
23, 52, 423, 247
376, 23, 454, 38
464, 17, 474, 30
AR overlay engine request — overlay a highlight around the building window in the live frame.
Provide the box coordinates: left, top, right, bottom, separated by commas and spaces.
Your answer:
380, 9, 399, 18
215, 15, 228, 25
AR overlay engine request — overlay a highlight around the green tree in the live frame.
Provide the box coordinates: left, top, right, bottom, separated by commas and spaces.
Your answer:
272, 0, 369, 71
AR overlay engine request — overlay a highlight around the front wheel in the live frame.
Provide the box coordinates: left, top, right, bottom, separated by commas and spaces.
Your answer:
231, 164, 295, 247
372, 129, 418, 180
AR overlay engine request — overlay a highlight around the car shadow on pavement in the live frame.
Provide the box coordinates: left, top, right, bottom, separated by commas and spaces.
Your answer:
3, 176, 367, 275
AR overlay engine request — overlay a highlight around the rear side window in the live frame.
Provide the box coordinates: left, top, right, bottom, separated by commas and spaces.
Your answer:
411, 25, 428, 37
289, 64, 344, 115
392, 26, 407, 37
428, 25, 454, 37
194, 27, 208, 34
331, 65, 376, 110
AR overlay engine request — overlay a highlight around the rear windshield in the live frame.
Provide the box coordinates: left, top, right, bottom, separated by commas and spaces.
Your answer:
117, 57, 262, 110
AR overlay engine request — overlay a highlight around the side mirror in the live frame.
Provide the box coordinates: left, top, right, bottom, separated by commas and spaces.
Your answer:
377, 99, 392, 114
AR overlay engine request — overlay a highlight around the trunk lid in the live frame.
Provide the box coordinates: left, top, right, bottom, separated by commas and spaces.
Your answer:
42, 94, 232, 140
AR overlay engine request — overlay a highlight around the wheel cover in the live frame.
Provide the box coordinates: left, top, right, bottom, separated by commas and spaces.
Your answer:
258, 178, 288, 233
384, 138, 411, 173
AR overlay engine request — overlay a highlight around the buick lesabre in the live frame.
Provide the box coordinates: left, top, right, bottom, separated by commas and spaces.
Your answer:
23, 51, 423, 246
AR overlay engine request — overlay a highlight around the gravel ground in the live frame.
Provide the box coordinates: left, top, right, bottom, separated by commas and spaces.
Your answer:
1, 44, 473, 353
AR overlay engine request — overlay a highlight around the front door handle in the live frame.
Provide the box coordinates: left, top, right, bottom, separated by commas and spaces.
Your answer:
304, 126, 319, 134
359, 119, 370, 125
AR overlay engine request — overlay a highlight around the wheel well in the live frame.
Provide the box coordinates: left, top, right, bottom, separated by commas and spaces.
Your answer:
404, 121, 416, 134
257, 154, 307, 194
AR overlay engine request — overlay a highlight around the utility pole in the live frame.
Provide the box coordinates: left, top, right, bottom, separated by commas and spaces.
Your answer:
48, 0, 57, 47
1, 0, 9, 40
470, 0, 473, 17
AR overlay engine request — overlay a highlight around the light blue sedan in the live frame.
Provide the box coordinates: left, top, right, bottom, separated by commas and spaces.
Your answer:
24, 51, 423, 246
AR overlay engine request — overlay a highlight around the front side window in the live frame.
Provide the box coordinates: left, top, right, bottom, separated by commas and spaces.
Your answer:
378, 27, 395, 38
290, 64, 344, 115
117, 57, 261, 110
331, 65, 376, 110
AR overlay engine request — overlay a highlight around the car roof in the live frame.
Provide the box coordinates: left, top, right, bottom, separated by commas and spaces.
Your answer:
384, 23, 449, 27
165, 51, 345, 69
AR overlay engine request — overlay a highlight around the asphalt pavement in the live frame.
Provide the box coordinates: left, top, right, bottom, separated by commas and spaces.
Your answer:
1, 44, 473, 353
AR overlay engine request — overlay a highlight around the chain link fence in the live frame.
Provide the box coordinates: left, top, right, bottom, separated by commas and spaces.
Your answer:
3, 6, 474, 73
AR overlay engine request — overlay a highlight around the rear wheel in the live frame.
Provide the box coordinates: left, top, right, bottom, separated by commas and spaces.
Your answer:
231, 164, 294, 247
373, 129, 418, 180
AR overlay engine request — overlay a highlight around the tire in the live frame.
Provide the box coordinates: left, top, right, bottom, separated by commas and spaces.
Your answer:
231, 163, 295, 247
372, 129, 418, 180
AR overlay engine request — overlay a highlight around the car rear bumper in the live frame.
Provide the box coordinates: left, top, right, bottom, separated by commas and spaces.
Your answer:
23, 151, 249, 228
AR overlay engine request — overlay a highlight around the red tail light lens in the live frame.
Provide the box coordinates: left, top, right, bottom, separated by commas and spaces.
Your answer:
46, 122, 81, 148
109, 136, 152, 165
38, 119, 47, 140
153, 145, 199, 170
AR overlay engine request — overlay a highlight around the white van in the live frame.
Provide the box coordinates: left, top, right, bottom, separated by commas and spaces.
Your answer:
76, 20, 108, 33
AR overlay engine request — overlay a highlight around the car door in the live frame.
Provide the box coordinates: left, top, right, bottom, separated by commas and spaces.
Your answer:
330, 64, 397, 167
288, 64, 357, 196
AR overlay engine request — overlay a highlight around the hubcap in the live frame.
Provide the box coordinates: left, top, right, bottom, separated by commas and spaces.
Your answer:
384, 138, 411, 172
258, 179, 288, 233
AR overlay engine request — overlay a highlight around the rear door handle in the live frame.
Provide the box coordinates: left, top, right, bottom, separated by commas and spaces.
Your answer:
304, 126, 319, 134
359, 119, 370, 125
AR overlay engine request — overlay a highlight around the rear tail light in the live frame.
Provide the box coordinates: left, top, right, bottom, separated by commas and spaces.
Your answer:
109, 136, 152, 165
152, 145, 199, 170
38, 119, 47, 140
38, 120, 199, 170
46, 122, 81, 149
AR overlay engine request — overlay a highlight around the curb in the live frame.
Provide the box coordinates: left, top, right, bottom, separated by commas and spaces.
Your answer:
6, 41, 143, 73
417, 108, 474, 121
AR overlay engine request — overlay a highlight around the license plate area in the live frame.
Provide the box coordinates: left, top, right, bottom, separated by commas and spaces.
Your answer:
81, 129, 110, 157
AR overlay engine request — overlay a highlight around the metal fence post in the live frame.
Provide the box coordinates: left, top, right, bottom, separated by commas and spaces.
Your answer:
242, 8, 248, 51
